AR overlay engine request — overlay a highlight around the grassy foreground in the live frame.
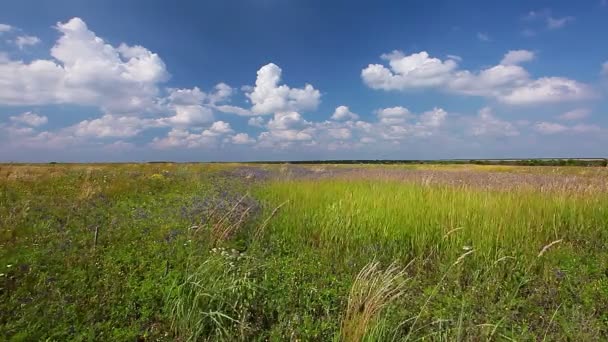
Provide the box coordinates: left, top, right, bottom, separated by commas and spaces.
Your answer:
1, 164, 607, 341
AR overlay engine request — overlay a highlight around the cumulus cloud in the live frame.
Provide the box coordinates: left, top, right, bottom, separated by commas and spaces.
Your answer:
0, 17, 169, 113
167, 87, 206, 105
231, 133, 255, 145
362, 50, 593, 105
10, 111, 48, 127
246, 63, 320, 115
248, 117, 265, 127
151, 121, 233, 149
331, 106, 359, 121
375, 106, 412, 125
470, 107, 519, 137
362, 51, 457, 90
71, 114, 162, 138
202, 121, 233, 137
0, 24, 12, 33
15, 35, 41, 49
500, 50, 535, 65
162, 105, 214, 127
558, 108, 590, 121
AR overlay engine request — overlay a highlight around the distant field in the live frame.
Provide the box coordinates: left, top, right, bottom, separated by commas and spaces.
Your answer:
1, 163, 607, 340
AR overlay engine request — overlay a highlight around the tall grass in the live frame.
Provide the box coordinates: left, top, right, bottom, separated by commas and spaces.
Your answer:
3, 164, 607, 340
255, 178, 608, 340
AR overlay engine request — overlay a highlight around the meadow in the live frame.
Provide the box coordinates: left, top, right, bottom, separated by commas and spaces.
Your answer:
1, 163, 607, 341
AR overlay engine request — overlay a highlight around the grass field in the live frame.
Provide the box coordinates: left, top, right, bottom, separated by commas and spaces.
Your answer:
1, 163, 607, 341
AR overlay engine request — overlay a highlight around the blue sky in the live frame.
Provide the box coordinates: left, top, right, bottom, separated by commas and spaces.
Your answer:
1, 0, 607, 162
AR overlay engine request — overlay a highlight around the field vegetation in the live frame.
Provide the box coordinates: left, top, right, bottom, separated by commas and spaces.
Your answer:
1, 163, 607, 341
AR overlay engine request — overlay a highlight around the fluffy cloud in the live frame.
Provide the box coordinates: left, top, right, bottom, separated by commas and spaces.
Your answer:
470, 107, 519, 137
71, 114, 161, 138
499, 77, 592, 105
15, 35, 41, 49
167, 87, 206, 105
248, 117, 265, 127
246, 63, 321, 115
202, 121, 233, 137
163, 105, 214, 127
331, 106, 359, 121
375, 106, 412, 125
500, 50, 535, 65
558, 108, 590, 121
231, 133, 255, 145
0, 17, 169, 113
10, 111, 48, 127
151, 121, 233, 149
362, 50, 593, 105
362, 51, 457, 90
0, 24, 12, 33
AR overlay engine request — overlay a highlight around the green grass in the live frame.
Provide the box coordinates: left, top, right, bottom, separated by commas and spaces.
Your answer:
1, 164, 607, 340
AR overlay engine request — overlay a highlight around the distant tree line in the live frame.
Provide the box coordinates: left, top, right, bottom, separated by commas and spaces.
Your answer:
247, 159, 608, 167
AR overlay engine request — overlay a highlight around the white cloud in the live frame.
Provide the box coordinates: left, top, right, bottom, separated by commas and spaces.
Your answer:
163, 105, 214, 127
15, 35, 41, 49
202, 121, 233, 136
558, 108, 590, 121
534, 122, 569, 134
547, 16, 574, 29
267, 111, 310, 130
500, 50, 535, 65
10, 111, 48, 127
471, 107, 519, 137
231, 133, 255, 145
375, 106, 412, 125
208, 83, 233, 104
499, 77, 592, 105
0, 24, 12, 33
418, 108, 447, 128
602, 61, 608, 76
447, 54, 462, 62
248, 117, 265, 127
246, 63, 320, 115
257, 111, 315, 148
152, 121, 233, 149
167, 87, 206, 105
331, 105, 359, 121
362, 50, 593, 105
71, 114, 161, 138
215, 105, 253, 116
362, 51, 457, 90
0, 17, 169, 113
151, 129, 212, 149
